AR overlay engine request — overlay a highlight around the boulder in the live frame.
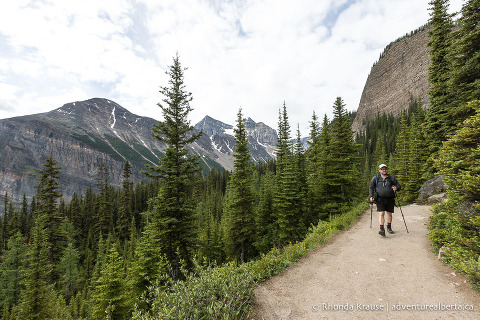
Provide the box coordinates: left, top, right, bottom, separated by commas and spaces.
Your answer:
417, 175, 446, 202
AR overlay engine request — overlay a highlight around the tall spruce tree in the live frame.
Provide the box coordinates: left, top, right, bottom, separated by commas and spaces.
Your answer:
294, 125, 308, 228
324, 97, 359, 215
425, 0, 455, 152
16, 219, 55, 320
92, 242, 131, 320
144, 53, 201, 278
254, 170, 276, 254
317, 114, 331, 218
274, 103, 303, 245
0, 232, 26, 313
393, 111, 409, 186
222, 108, 255, 262
117, 161, 133, 243
448, 0, 480, 117
35, 157, 68, 285
306, 112, 323, 223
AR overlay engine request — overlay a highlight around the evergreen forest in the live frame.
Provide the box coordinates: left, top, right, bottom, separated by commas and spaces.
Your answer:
0, 0, 479, 318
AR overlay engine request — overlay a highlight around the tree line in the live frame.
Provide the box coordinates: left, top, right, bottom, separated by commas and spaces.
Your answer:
0, 0, 479, 317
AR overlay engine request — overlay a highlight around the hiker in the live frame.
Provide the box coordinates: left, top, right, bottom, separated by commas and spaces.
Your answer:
369, 164, 401, 236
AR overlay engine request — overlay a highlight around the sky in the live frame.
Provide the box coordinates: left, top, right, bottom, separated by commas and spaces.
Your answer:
0, 0, 464, 134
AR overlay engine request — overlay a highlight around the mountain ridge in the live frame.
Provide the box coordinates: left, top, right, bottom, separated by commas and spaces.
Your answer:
0, 98, 278, 204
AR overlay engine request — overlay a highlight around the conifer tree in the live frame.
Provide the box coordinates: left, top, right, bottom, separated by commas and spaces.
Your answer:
448, 0, 480, 118
0, 232, 26, 312
16, 219, 55, 320
435, 101, 480, 271
274, 103, 303, 245
117, 161, 133, 243
405, 112, 427, 201
95, 162, 113, 237
306, 112, 322, 221
35, 157, 68, 285
294, 125, 308, 228
324, 97, 359, 215
317, 114, 331, 218
393, 111, 409, 186
59, 243, 80, 305
92, 242, 131, 320
144, 53, 201, 278
425, 0, 455, 151
222, 108, 256, 262
254, 170, 276, 254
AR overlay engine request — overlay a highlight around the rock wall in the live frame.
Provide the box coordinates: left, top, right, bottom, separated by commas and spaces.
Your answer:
352, 27, 431, 133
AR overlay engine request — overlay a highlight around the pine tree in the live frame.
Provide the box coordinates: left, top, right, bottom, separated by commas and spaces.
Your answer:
294, 125, 308, 229
222, 108, 256, 262
317, 114, 331, 218
306, 112, 322, 222
254, 170, 276, 254
58, 243, 80, 305
128, 223, 169, 309
95, 162, 113, 237
16, 219, 55, 320
117, 161, 133, 243
425, 0, 455, 151
405, 112, 427, 201
0, 232, 26, 312
393, 111, 409, 186
435, 101, 480, 278
144, 53, 201, 278
92, 242, 131, 320
324, 97, 359, 215
274, 103, 303, 245
448, 0, 480, 118
35, 157, 68, 285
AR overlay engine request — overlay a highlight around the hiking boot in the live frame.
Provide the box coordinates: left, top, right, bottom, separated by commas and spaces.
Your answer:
387, 225, 394, 234
379, 227, 385, 236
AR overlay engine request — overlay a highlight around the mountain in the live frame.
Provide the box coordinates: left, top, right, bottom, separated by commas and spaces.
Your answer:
352, 26, 431, 133
0, 98, 278, 204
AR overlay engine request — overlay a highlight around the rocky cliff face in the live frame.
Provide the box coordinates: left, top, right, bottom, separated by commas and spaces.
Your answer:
0, 98, 278, 205
352, 26, 431, 133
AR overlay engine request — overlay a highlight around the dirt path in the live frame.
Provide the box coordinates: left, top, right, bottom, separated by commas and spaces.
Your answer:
252, 204, 480, 319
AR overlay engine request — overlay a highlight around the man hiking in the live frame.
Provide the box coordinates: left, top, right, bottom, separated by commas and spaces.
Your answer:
369, 164, 401, 236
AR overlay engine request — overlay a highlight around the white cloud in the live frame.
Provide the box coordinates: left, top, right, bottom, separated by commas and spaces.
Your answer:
0, 0, 468, 134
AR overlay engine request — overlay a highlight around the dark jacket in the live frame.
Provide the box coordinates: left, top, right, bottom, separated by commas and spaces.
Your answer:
369, 174, 401, 199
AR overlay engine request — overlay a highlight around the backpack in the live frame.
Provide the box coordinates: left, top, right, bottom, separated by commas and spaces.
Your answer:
373, 173, 389, 203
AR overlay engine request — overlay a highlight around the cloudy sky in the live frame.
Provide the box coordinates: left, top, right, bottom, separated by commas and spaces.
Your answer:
0, 0, 464, 133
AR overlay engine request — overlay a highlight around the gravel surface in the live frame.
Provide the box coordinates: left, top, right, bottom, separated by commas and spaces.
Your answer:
252, 204, 480, 319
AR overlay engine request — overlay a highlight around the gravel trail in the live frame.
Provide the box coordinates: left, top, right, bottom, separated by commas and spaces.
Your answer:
252, 204, 480, 319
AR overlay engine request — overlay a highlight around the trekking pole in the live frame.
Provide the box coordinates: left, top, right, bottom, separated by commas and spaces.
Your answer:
394, 191, 409, 233
370, 201, 373, 228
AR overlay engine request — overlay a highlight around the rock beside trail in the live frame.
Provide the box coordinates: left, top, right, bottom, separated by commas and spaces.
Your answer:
418, 175, 446, 202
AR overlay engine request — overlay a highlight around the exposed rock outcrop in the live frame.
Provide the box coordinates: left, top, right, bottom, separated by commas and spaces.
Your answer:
0, 98, 278, 205
352, 26, 432, 133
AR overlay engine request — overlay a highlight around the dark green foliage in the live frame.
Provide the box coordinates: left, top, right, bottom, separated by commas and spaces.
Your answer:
143, 53, 201, 278
132, 259, 256, 320
274, 103, 304, 246
16, 218, 55, 320
449, 0, 480, 111
222, 109, 256, 262
0, 233, 26, 311
117, 161, 133, 243
432, 101, 480, 287
425, 0, 455, 151
58, 243, 80, 305
92, 241, 131, 320
323, 97, 360, 215
35, 157, 68, 285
